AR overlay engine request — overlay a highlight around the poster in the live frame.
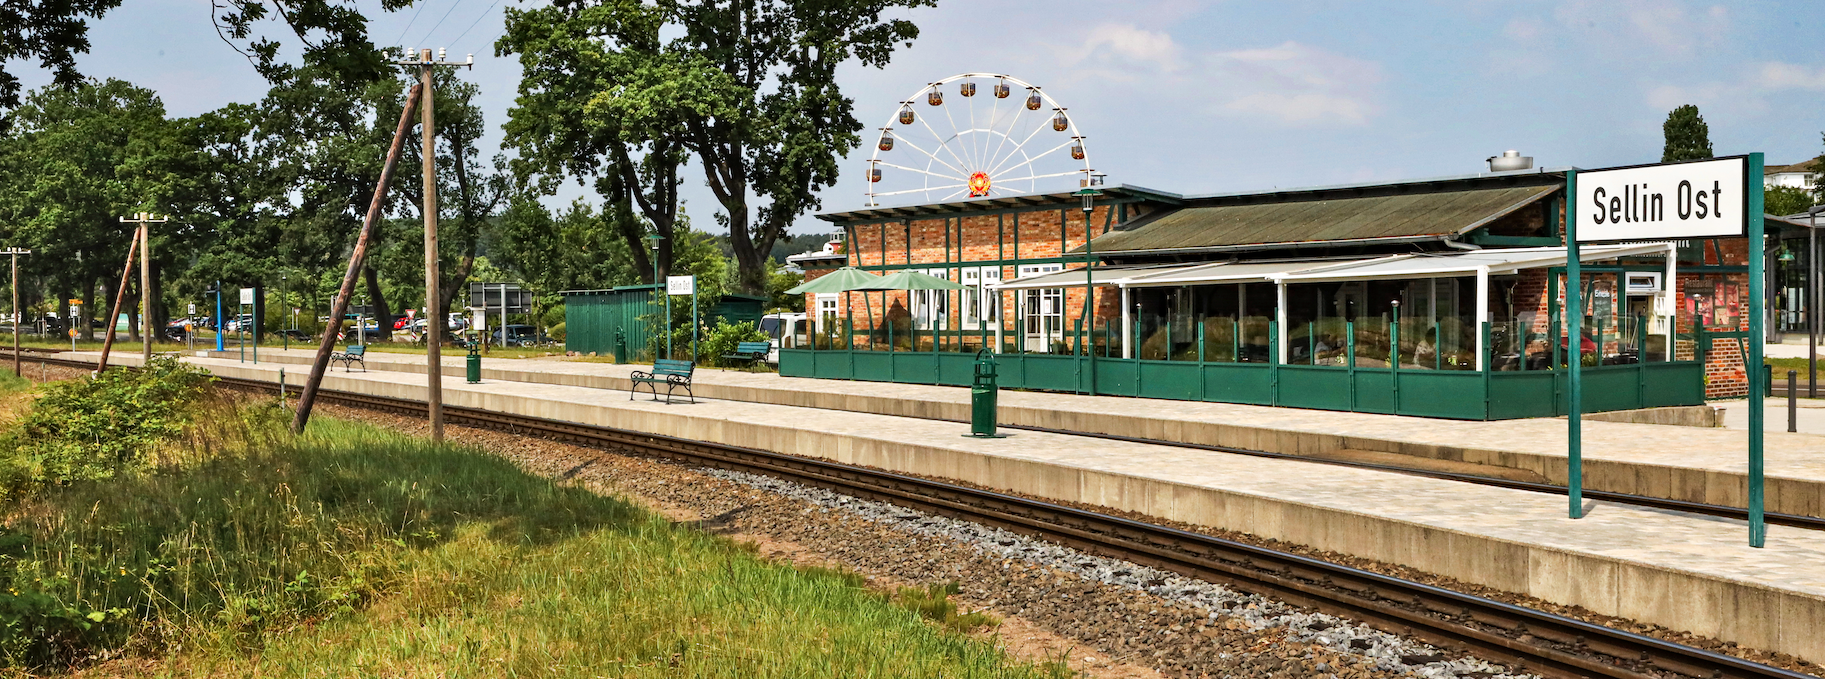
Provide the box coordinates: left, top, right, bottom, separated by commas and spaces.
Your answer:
1684, 280, 1714, 327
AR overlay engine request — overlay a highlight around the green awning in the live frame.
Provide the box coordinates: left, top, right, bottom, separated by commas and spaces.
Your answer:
784, 267, 883, 294
854, 270, 967, 291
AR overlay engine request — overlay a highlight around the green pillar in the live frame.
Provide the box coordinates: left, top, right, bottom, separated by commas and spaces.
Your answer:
1747, 153, 1767, 547
1567, 169, 1585, 519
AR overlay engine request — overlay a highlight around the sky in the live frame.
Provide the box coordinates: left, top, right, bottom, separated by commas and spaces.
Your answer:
13, 0, 1825, 238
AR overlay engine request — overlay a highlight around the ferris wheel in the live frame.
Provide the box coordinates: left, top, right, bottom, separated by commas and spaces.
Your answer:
866, 73, 1095, 207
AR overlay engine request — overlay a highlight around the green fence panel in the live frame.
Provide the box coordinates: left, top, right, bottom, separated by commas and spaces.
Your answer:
1094, 359, 1140, 397
853, 352, 893, 381
1643, 362, 1705, 407
1021, 354, 1081, 392
892, 353, 939, 385
1488, 371, 1555, 419
779, 349, 815, 377
1352, 370, 1396, 414
1137, 361, 1201, 401
1576, 365, 1641, 413
1277, 366, 1352, 411
1394, 372, 1485, 419
1201, 363, 1273, 405
938, 353, 977, 386
812, 351, 849, 379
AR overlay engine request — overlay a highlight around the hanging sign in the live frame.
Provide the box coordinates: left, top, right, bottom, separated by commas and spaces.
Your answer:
239, 288, 255, 305
667, 275, 695, 296
1574, 157, 1746, 242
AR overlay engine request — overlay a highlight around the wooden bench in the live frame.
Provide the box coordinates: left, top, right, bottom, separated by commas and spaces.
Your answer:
630, 359, 695, 404
331, 344, 367, 372
721, 341, 771, 366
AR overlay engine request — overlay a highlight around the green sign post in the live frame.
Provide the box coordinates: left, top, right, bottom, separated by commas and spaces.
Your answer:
1568, 154, 1765, 546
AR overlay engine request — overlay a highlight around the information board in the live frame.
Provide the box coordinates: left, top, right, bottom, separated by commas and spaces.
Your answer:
1574, 157, 1746, 242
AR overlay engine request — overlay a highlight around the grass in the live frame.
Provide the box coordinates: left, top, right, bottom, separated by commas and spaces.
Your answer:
1767, 357, 1821, 381
0, 402, 1056, 677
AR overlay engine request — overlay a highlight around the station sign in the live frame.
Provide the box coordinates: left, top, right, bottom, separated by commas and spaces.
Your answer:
667, 275, 695, 296
1574, 157, 1745, 242
239, 288, 255, 305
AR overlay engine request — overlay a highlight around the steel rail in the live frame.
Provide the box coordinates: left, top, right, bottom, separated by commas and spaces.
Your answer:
165, 369, 1812, 679
15, 348, 1823, 531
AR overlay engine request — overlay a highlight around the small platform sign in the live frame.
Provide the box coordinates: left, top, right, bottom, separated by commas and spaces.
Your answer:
1574, 157, 1746, 242
239, 288, 255, 305
667, 275, 695, 296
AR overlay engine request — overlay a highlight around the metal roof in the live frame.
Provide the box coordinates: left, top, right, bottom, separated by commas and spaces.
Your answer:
813, 184, 1182, 223
1274, 243, 1674, 284
992, 263, 1189, 290
1083, 183, 1559, 256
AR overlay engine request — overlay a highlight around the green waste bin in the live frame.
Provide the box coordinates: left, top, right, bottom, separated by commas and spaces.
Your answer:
467, 341, 482, 384
967, 349, 1006, 438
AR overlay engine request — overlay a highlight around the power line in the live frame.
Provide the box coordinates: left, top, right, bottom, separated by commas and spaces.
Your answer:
448, 0, 503, 49
393, 0, 431, 45
417, 0, 469, 46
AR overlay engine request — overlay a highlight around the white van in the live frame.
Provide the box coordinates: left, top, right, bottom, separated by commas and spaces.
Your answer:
758, 312, 807, 365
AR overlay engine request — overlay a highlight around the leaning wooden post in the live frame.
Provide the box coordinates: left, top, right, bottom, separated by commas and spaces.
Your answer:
291, 82, 423, 434
95, 225, 142, 373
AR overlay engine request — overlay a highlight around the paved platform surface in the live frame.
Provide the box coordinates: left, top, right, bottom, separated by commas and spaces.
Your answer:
195, 348, 1825, 520
67, 350, 1825, 664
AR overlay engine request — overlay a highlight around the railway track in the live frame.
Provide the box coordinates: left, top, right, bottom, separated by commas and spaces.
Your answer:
18, 352, 1819, 679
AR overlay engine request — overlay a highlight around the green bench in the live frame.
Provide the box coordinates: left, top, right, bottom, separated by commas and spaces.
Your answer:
721, 341, 771, 366
331, 344, 367, 372
631, 359, 696, 404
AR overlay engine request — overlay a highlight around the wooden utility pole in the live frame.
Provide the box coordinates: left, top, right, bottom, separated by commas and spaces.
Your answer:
119, 213, 168, 360
95, 229, 141, 373
291, 82, 424, 435
1, 248, 29, 376
403, 47, 472, 445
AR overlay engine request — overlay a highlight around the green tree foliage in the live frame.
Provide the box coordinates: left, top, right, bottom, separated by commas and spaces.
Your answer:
0, 79, 183, 339
0, 357, 211, 499
498, 0, 932, 294
767, 268, 805, 312
1661, 105, 1714, 163
1765, 186, 1815, 217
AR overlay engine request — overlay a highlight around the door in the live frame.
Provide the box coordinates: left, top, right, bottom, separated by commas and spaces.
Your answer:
1018, 264, 1064, 352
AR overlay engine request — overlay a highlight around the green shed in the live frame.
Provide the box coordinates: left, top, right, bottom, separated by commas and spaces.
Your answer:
562, 287, 770, 360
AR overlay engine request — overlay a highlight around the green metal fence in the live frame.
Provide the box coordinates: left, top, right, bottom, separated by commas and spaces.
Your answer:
778, 320, 1706, 421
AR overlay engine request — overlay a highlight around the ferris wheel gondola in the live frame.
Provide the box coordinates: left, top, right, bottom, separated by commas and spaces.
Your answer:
865, 73, 1095, 207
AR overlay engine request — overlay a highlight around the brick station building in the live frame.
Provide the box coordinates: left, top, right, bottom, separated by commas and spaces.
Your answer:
789, 169, 1780, 416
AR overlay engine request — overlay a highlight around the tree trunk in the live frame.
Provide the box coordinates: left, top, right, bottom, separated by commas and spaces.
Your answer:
253, 285, 265, 341
126, 290, 139, 343
81, 279, 96, 342
363, 265, 393, 341
148, 261, 166, 336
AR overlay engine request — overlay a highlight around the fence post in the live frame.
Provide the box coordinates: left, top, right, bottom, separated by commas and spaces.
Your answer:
1391, 304, 1401, 414
1347, 321, 1357, 411
1269, 320, 1280, 407
1789, 370, 1798, 433
1482, 321, 1493, 419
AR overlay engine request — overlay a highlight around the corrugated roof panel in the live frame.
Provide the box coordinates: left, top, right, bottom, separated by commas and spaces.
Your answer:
1087, 184, 1558, 254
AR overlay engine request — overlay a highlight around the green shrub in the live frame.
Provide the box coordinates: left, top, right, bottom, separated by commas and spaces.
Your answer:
548, 321, 566, 342
0, 356, 212, 500
701, 319, 767, 367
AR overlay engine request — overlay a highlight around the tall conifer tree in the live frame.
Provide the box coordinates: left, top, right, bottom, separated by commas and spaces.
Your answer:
1661, 105, 1714, 163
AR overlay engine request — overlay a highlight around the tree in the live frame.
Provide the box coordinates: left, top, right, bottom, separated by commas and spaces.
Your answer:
1661, 105, 1713, 163
1765, 186, 1815, 217
498, 0, 932, 294
0, 79, 182, 340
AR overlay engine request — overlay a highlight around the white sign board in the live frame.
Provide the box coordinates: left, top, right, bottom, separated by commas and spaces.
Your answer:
666, 275, 695, 296
187, 303, 196, 315
239, 287, 255, 305
473, 309, 486, 333
1574, 157, 1746, 242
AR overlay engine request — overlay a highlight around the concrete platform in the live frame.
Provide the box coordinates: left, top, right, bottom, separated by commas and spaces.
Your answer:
192, 348, 1825, 521
59, 350, 1825, 664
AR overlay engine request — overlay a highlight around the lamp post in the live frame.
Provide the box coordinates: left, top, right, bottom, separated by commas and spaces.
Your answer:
1074, 185, 1103, 394
1809, 204, 1824, 399
646, 233, 666, 360
281, 271, 289, 351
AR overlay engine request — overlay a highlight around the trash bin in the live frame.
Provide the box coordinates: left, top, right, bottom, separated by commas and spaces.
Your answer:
614, 328, 627, 365
967, 348, 1005, 438
467, 341, 482, 384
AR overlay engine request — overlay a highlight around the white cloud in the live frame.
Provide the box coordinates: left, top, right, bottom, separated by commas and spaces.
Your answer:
1757, 62, 1825, 91
1199, 41, 1384, 126
1078, 24, 1184, 73
1552, 0, 1729, 60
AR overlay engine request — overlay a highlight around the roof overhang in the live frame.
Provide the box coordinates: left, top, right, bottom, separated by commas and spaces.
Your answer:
815, 183, 1182, 224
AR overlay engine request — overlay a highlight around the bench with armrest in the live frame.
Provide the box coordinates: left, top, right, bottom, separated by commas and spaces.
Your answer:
331, 344, 367, 372
721, 341, 771, 366
630, 359, 695, 404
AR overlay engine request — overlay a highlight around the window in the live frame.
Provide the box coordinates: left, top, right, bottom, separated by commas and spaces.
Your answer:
910, 269, 951, 330
960, 267, 1002, 330
1018, 264, 1064, 351
815, 294, 839, 332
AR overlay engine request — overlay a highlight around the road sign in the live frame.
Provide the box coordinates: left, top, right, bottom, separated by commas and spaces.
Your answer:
239, 288, 255, 305
66, 329, 76, 338
187, 303, 196, 315
1573, 157, 1746, 242
667, 275, 695, 296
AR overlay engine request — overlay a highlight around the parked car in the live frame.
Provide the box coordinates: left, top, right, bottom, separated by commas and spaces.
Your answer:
759, 312, 807, 365
491, 324, 546, 347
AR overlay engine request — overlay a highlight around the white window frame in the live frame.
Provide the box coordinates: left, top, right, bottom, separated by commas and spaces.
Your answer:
814, 294, 839, 332
960, 266, 1002, 330
909, 268, 951, 331
1018, 264, 1064, 351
